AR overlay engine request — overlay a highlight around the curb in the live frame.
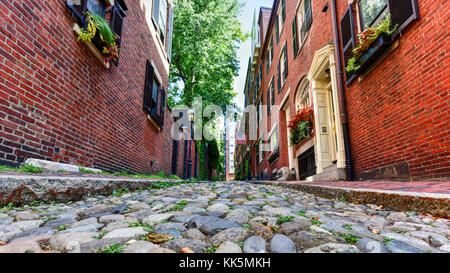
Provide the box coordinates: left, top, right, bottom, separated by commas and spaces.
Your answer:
247, 181, 450, 218
0, 175, 193, 206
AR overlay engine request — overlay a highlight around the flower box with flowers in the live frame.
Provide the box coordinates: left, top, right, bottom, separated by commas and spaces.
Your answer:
267, 149, 280, 164
346, 16, 398, 74
74, 12, 120, 68
289, 106, 314, 146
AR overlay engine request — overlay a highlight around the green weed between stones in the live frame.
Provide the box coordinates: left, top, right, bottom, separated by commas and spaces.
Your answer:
277, 215, 294, 225
203, 246, 218, 253
97, 243, 124, 253
296, 211, 308, 218
165, 200, 189, 212
242, 224, 255, 232
311, 219, 322, 226
383, 238, 394, 244
113, 187, 128, 197
340, 234, 360, 245
57, 224, 71, 231
0, 164, 42, 173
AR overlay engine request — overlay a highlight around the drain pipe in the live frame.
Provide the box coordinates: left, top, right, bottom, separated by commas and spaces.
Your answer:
330, 0, 355, 181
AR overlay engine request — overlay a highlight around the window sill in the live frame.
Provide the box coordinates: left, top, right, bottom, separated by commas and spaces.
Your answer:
147, 114, 162, 132
73, 24, 110, 69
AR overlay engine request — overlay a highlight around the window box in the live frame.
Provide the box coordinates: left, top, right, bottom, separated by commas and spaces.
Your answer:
268, 149, 280, 164
67, 0, 126, 67
352, 33, 393, 75
73, 23, 110, 69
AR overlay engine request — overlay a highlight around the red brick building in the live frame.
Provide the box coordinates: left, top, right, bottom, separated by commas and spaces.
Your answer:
0, 0, 197, 178
237, 0, 449, 181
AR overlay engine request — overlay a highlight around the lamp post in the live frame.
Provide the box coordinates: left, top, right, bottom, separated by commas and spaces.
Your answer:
187, 109, 195, 180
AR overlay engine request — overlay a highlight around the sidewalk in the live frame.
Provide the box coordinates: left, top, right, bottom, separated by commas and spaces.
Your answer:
248, 180, 450, 218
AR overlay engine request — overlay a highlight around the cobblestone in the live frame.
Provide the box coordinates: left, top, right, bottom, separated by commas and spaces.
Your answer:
0, 182, 448, 253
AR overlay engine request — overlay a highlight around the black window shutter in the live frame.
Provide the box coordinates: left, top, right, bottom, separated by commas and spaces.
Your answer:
267, 88, 271, 114
266, 56, 270, 74
166, 6, 174, 62
283, 44, 288, 79
388, 0, 419, 36
304, 0, 312, 32
160, 87, 166, 128
110, 4, 125, 48
143, 60, 154, 113
152, 0, 160, 26
292, 16, 298, 57
67, 0, 87, 25
271, 79, 275, 105
340, 5, 357, 86
281, 0, 286, 22
270, 38, 274, 61
277, 63, 281, 92
275, 17, 279, 43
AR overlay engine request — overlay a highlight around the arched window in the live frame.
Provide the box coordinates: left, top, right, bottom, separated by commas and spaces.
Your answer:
295, 79, 310, 111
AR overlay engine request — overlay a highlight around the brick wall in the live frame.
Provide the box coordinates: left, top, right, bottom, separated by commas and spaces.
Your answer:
255, 0, 333, 177
338, 0, 450, 180
0, 0, 176, 175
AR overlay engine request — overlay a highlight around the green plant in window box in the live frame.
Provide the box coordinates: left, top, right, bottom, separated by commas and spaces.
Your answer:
346, 16, 398, 72
288, 105, 314, 146
78, 12, 120, 64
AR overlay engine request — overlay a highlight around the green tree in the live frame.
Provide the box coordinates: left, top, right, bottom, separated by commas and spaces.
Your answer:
169, 0, 246, 108
169, 0, 246, 180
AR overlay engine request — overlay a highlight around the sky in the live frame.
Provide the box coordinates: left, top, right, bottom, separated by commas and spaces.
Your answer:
233, 0, 274, 109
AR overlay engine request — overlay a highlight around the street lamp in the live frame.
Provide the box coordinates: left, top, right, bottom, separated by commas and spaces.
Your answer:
187, 109, 195, 180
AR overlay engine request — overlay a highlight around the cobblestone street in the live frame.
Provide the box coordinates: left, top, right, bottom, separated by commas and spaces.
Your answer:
1, 182, 449, 253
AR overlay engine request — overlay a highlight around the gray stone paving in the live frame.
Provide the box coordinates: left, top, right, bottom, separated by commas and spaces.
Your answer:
0, 182, 449, 253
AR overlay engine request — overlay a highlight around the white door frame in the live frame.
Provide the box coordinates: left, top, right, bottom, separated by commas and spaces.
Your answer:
307, 44, 346, 174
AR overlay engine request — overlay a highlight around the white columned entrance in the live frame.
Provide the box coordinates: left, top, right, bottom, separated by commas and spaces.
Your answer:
308, 44, 346, 177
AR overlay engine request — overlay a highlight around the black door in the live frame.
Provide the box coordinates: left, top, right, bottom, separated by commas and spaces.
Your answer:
171, 140, 179, 175
298, 147, 316, 180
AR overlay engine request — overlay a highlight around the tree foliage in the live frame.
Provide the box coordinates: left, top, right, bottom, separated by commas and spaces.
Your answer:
169, 0, 247, 109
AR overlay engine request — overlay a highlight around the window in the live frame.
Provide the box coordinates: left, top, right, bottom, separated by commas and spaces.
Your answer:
256, 65, 262, 92
270, 128, 279, 152
267, 86, 271, 115
87, 0, 106, 17
358, 0, 388, 29
278, 43, 288, 91
259, 139, 264, 163
342, 0, 419, 85
159, 0, 168, 44
296, 0, 312, 51
275, 0, 286, 43
67, 0, 127, 65
266, 37, 274, 73
143, 60, 166, 129
152, 0, 171, 47
270, 76, 275, 105
296, 81, 310, 111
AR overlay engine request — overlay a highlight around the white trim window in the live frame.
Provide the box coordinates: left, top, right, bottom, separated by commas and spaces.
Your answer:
296, 0, 313, 49
358, 0, 388, 29
270, 127, 279, 152
296, 79, 311, 111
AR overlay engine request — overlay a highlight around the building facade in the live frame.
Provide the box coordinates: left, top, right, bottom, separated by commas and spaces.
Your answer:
0, 0, 197, 178
237, 0, 448, 181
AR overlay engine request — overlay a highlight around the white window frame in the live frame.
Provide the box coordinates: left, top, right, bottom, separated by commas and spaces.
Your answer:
296, 79, 311, 112
296, 0, 309, 48
357, 0, 389, 31
269, 126, 279, 152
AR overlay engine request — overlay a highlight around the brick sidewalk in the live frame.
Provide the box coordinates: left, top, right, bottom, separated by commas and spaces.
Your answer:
249, 180, 450, 217
295, 181, 450, 194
